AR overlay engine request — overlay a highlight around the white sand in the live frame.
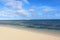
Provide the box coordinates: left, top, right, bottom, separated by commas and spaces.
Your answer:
0, 26, 60, 40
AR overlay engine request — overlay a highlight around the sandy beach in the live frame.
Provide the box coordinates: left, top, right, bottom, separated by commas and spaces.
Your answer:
0, 25, 60, 40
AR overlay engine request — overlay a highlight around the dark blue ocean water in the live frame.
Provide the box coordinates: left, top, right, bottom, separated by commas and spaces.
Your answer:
0, 20, 60, 30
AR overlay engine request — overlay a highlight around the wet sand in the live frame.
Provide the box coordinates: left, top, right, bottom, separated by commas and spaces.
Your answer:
0, 25, 60, 40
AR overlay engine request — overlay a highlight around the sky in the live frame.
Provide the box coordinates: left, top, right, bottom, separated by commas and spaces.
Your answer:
0, 0, 60, 20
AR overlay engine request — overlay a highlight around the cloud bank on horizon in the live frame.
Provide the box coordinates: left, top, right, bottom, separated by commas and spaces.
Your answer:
0, 0, 60, 20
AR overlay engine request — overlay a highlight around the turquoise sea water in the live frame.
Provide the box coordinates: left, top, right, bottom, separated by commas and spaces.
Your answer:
0, 24, 60, 37
0, 20, 60, 36
0, 20, 60, 30
12, 25, 60, 37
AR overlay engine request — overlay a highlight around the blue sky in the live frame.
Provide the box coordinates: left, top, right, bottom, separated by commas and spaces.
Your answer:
0, 0, 60, 20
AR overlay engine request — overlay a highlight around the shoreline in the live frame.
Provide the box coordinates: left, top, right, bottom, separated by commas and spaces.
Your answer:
0, 25, 60, 40
0, 25, 60, 37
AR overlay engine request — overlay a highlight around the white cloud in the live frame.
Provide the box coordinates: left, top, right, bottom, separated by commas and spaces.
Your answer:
28, 6, 58, 19
22, 0, 29, 4
0, 0, 30, 19
0, 8, 16, 17
5, 0, 23, 9
29, 9, 35, 13
29, 7, 40, 18
0, 7, 30, 18
16, 9, 29, 17
38, 6, 55, 13
43, 8, 55, 13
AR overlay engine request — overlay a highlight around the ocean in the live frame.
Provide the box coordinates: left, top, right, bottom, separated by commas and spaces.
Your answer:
0, 20, 60, 37
0, 20, 60, 30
